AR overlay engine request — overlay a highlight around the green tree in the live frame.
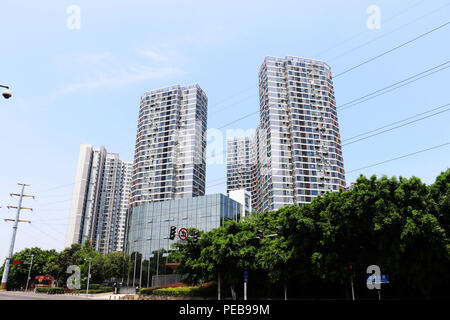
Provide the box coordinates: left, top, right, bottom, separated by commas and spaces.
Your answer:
171, 221, 258, 299
310, 174, 450, 299
0, 247, 58, 289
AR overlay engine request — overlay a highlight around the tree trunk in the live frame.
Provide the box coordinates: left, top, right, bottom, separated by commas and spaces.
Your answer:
218, 271, 221, 300
231, 284, 236, 300
284, 280, 288, 300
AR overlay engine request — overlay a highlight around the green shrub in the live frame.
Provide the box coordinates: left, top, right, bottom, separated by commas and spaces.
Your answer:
152, 283, 216, 297
138, 283, 188, 295
36, 287, 65, 294
75, 286, 112, 294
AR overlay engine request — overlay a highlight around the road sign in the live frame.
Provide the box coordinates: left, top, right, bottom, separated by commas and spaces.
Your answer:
244, 268, 248, 283
366, 274, 389, 284
178, 228, 189, 241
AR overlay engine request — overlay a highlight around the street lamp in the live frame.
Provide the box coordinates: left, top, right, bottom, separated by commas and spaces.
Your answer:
25, 254, 34, 291
1, 85, 12, 99
84, 257, 92, 296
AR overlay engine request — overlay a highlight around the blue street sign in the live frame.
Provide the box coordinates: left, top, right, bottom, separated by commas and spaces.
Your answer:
366, 274, 389, 284
244, 268, 248, 283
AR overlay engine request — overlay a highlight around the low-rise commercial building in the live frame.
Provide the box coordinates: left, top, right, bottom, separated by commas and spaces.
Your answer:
125, 193, 243, 259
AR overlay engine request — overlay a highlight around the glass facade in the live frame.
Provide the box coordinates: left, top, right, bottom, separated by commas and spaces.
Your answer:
125, 193, 242, 258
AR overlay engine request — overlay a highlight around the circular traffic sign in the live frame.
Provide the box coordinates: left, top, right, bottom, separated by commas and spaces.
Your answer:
178, 228, 189, 241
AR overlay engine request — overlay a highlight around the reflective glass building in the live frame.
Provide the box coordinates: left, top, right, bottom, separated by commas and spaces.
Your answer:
125, 193, 242, 258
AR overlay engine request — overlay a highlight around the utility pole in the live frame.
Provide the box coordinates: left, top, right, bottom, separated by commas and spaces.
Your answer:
243, 268, 248, 301
1, 183, 34, 291
25, 254, 34, 291
349, 264, 355, 301
218, 271, 221, 300
84, 257, 92, 296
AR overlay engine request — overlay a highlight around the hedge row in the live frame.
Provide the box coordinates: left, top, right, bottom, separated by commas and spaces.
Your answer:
36, 287, 65, 294
153, 285, 216, 297
76, 286, 113, 294
36, 285, 112, 295
139, 282, 188, 295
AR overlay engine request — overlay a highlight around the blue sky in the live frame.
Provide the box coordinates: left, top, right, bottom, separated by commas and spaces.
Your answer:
1, 0, 449, 261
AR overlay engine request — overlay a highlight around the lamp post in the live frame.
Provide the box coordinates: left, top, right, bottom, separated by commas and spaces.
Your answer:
25, 254, 34, 291
1, 85, 12, 99
84, 257, 92, 296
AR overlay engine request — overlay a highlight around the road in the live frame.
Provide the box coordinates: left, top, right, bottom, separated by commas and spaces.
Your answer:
0, 291, 104, 300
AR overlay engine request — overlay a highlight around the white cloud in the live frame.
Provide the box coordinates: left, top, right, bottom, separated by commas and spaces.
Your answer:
59, 65, 182, 94
138, 49, 169, 62
15, 49, 187, 110
55, 49, 185, 95
138, 46, 186, 64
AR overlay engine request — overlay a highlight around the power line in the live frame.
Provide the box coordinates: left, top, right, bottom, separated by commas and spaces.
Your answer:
36, 183, 74, 194
208, 2, 433, 119
346, 141, 450, 174
333, 21, 450, 78
20, 227, 60, 250
208, 141, 450, 186
203, 22, 450, 130
35, 199, 72, 206
337, 61, 450, 111
212, 61, 450, 131
209, 92, 258, 116
1, 184, 34, 290
207, 178, 228, 188
342, 102, 450, 143
32, 217, 70, 223
328, 2, 450, 63
342, 103, 450, 146
212, 59, 449, 131
314, 0, 427, 58
28, 223, 64, 245
216, 110, 259, 129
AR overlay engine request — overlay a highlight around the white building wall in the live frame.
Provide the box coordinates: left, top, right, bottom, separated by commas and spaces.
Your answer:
228, 189, 252, 217
65, 144, 93, 247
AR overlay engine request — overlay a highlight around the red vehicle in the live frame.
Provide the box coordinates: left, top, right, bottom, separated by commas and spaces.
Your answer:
34, 275, 55, 288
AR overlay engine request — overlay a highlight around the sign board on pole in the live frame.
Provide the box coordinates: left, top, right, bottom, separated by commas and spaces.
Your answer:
178, 228, 189, 241
366, 274, 389, 284
244, 268, 248, 283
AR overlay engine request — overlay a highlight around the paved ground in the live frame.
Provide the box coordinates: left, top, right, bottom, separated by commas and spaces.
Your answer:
0, 291, 130, 300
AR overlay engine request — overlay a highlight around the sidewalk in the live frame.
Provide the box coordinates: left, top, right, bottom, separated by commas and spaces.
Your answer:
2, 290, 140, 300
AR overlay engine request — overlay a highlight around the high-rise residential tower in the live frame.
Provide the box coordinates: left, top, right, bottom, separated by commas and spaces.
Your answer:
65, 144, 132, 253
226, 56, 346, 213
130, 84, 208, 207
226, 135, 255, 193
253, 55, 346, 212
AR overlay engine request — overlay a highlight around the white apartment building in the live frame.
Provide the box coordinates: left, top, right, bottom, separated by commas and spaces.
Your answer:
254, 55, 346, 212
65, 144, 132, 253
228, 188, 252, 217
226, 136, 255, 193
225, 56, 346, 213
131, 84, 208, 207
